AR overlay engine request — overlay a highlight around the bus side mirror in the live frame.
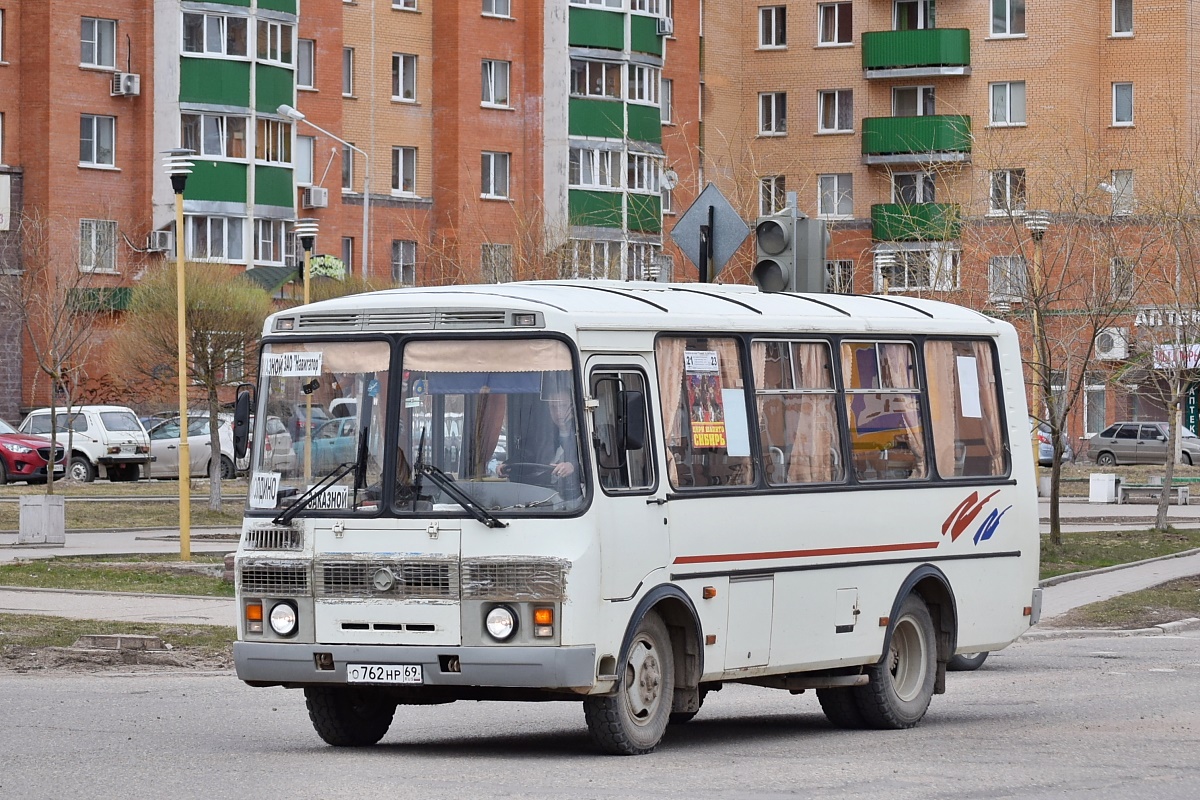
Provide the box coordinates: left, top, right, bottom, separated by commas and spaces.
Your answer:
620, 389, 646, 452
233, 384, 254, 460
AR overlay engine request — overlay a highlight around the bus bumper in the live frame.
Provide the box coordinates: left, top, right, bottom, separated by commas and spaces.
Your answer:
234, 641, 597, 690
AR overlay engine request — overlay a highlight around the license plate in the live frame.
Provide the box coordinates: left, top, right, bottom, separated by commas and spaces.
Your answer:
346, 663, 423, 684
121, 445, 135, 454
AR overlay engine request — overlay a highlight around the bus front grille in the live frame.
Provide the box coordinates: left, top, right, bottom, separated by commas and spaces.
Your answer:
238, 560, 311, 596
317, 559, 458, 599
244, 525, 303, 551
461, 558, 568, 602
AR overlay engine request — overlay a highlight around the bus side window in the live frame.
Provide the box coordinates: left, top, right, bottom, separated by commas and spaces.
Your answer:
924, 339, 1006, 478
590, 370, 655, 492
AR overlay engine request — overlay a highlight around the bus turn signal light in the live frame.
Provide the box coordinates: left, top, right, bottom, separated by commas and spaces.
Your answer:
534, 607, 554, 637
702, 586, 717, 599
246, 602, 264, 634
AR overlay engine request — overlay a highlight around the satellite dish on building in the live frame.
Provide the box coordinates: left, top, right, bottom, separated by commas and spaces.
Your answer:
662, 169, 679, 191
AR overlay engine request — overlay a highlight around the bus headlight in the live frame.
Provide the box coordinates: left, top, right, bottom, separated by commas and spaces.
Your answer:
485, 606, 517, 640
268, 602, 298, 637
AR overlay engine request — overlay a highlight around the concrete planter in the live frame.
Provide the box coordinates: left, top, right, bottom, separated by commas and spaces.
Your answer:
18, 495, 66, 545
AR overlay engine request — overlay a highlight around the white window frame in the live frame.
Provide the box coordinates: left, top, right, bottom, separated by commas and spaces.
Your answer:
297, 39, 315, 89
990, 81, 1026, 126
79, 219, 118, 273
1110, 169, 1134, 215
627, 152, 661, 193
392, 240, 417, 285
392, 53, 418, 101
393, 0, 418, 9
1112, 0, 1133, 36
255, 220, 290, 266
988, 255, 1028, 303
818, 173, 854, 218
991, 0, 1025, 37
875, 244, 960, 292
483, 0, 513, 18
759, 6, 787, 49
628, 64, 661, 105
570, 59, 623, 100
662, 186, 675, 215
256, 19, 293, 66
481, 151, 511, 199
81, 17, 118, 69
481, 59, 511, 107
1112, 82, 1134, 126
342, 144, 355, 192
392, 146, 417, 195
892, 86, 935, 117
827, 259, 854, 293
990, 169, 1027, 215
481, 243, 514, 283
295, 135, 315, 186
79, 114, 116, 167
895, 0, 935, 30
818, 3, 852, 46
185, 215, 246, 263
342, 237, 355, 274
661, 78, 673, 123
343, 48, 355, 96
571, 239, 621, 280
1084, 379, 1107, 436
760, 175, 785, 215
181, 13, 249, 58
255, 118, 292, 165
891, 172, 936, 205
631, 0, 663, 13
181, 112, 248, 160
759, 92, 787, 135
570, 147, 618, 189
818, 89, 853, 133
1110, 256, 1135, 301
571, 0, 625, 8
625, 243, 656, 282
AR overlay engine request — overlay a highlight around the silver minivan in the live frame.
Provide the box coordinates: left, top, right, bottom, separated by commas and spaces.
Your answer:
1088, 421, 1200, 466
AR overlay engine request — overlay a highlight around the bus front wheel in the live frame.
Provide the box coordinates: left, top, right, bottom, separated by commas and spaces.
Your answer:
583, 611, 675, 755
856, 594, 937, 729
304, 687, 396, 747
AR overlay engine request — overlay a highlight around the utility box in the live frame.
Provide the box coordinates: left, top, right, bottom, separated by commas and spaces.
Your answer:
18, 495, 66, 544
1089, 473, 1119, 504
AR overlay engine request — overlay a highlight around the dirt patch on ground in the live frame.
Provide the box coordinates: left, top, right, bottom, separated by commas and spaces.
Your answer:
0, 644, 234, 674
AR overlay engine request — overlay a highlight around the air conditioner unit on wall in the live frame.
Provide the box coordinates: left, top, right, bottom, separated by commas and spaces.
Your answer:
657, 17, 674, 36
147, 230, 174, 254
111, 72, 141, 97
1095, 327, 1130, 361
303, 186, 329, 209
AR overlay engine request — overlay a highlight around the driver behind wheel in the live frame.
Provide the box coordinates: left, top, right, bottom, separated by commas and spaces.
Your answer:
497, 388, 582, 498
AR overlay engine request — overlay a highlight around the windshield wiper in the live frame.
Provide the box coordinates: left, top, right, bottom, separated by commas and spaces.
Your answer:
416, 463, 507, 529
273, 461, 356, 525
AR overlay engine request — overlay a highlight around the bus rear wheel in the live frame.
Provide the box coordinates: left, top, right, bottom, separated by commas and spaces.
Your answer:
817, 687, 867, 729
304, 687, 396, 747
856, 594, 936, 729
583, 611, 675, 755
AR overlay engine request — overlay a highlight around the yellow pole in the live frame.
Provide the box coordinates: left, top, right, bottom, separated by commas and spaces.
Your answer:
303, 246, 313, 485
174, 190, 192, 561
1029, 230, 1046, 476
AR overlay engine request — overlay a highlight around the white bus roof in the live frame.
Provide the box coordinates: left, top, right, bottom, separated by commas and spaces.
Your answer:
265, 281, 1003, 338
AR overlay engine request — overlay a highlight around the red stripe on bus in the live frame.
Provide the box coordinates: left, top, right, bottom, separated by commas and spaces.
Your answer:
672, 540, 942, 565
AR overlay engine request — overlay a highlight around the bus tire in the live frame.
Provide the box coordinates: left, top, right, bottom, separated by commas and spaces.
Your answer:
947, 651, 989, 671
816, 687, 867, 729
583, 611, 675, 755
856, 594, 937, 730
304, 687, 396, 747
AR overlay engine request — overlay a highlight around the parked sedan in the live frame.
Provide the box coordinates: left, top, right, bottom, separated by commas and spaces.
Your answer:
1087, 421, 1200, 466
293, 417, 357, 475
1033, 419, 1075, 467
0, 418, 65, 484
147, 416, 239, 479
256, 415, 297, 475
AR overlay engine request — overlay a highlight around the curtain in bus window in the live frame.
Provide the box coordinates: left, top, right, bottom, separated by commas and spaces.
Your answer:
752, 341, 842, 485
925, 340, 1004, 477
842, 341, 927, 481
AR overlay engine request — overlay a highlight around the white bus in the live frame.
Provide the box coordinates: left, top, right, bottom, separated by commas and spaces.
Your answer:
232, 281, 1041, 755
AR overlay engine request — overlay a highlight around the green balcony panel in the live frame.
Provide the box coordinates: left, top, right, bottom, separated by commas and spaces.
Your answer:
630, 15, 664, 56
258, 0, 296, 13
569, 98, 624, 138
569, 190, 623, 228
627, 104, 662, 144
184, 160, 248, 205
256, 64, 294, 114
627, 193, 662, 233
861, 115, 971, 163
871, 203, 961, 242
219, 0, 251, 6
569, 8, 624, 50
180, 57, 251, 108
255, 165, 294, 208
68, 287, 132, 312
862, 29, 970, 74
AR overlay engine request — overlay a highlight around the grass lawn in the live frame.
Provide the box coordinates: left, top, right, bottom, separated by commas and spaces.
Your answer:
0, 613, 234, 654
0, 499, 244, 531
1040, 528, 1200, 579
1043, 576, 1200, 629
0, 479, 248, 499
0, 556, 234, 597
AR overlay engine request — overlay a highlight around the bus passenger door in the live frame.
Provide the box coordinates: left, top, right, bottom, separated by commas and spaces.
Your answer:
588, 361, 670, 600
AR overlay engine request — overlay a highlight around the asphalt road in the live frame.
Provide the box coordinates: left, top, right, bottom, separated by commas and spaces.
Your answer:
3, 633, 1198, 800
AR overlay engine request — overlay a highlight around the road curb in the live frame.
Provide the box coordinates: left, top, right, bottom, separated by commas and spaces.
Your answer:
1024, 617, 1200, 640
1039, 546, 1200, 587
0, 584, 234, 603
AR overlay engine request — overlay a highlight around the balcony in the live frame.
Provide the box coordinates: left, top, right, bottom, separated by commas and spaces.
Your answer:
871, 203, 961, 242
862, 29, 971, 79
861, 115, 971, 165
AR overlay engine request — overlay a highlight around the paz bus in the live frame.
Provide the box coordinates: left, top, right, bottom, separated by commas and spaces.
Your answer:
231, 280, 1041, 755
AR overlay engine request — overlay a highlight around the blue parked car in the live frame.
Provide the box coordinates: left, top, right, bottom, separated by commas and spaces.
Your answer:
294, 417, 358, 475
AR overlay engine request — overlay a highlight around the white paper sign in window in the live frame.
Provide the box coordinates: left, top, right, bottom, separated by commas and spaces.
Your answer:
263, 352, 324, 377
249, 472, 281, 508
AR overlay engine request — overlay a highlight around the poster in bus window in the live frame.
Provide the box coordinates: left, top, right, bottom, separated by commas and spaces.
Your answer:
685, 350, 727, 448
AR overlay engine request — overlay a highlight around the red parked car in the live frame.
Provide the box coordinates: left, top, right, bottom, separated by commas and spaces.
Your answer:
0, 418, 65, 484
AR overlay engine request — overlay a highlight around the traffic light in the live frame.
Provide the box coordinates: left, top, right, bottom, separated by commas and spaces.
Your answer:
752, 213, 831, 293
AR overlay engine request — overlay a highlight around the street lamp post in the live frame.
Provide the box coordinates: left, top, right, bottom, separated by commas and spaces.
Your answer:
294, 219, 319, 484
277, 104, 370, 277
164, 149, 195, 561
1024, 210, 1051, 474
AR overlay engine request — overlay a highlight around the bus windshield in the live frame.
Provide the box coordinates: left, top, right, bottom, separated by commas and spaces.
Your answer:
396, 338, 586, 515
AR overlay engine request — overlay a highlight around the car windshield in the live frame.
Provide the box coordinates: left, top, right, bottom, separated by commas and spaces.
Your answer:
0, 419, 16, 435
395, 338, 586, 516
100, 411, 143, 432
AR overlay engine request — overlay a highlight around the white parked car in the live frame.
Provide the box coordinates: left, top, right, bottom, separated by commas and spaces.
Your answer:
19, 405, 150, 482
256, 415, 297, 475
147, 414, 243, 479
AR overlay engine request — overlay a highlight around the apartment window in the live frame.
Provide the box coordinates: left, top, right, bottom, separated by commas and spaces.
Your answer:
760, 175, 785, 215
343, 48, 354, 96
1113, 0, 1133, 35
990, 169, 1027, 214
182, 13, 249, 57
893, 172, 935, 204
1110, 169, 1134, 215
0, 11, 5, 62
79, 115, 115, 167
632, 0, 663, 12
1113, 83, 1134, 125
0, 113, 5, 166
186, 215, 245, 262
481, 244, 514, 283
392, 146, 417, 195
342, 238, 355, 273
255, 220, 289, 265
255, 119, 291, 165
481, 59, 510, 106
79, 220, 117, 273
483, 0, 513, 17
481, 151, 511, 198
297, 39, 315, 88
392, 240, 417, 285
1111, 257, 1135, 301
759, 6, 786, 48
181, 113, 248, 159
393, 53, 417, 101
991, 0, 1025, 36
893, 86, 935, 117
342, 144, 354, 191
875, 245, 959, 291
827, 259, 854, 293
818, 90, 853, 133
818, 3, 852, 45
81, 18, 117, 69
394, 0, 418, 8
296, 136, 314, 186
628, 65, 661, 104
988, 255, 1028, 303
759, 92, 787, 134
257, 20, 293, 65
571, 240, 620, 280
569, 147, 618, 189
818, 173, 853, 217
1085, 378, 1107, 436
662, 187, 675, 214
895, 0, 935, 30
570, 59, 622, 99
571, 0, 625, 7
627, 153, 660, 192
661, 78, 673, 123
990, 81, 1026, 125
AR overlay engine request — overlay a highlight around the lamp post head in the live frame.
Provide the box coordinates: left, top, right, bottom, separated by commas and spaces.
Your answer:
163, 148, 195, 195
277, 104, 306, 121
1024, 210, 1051, 242
294, 218, 319, 254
